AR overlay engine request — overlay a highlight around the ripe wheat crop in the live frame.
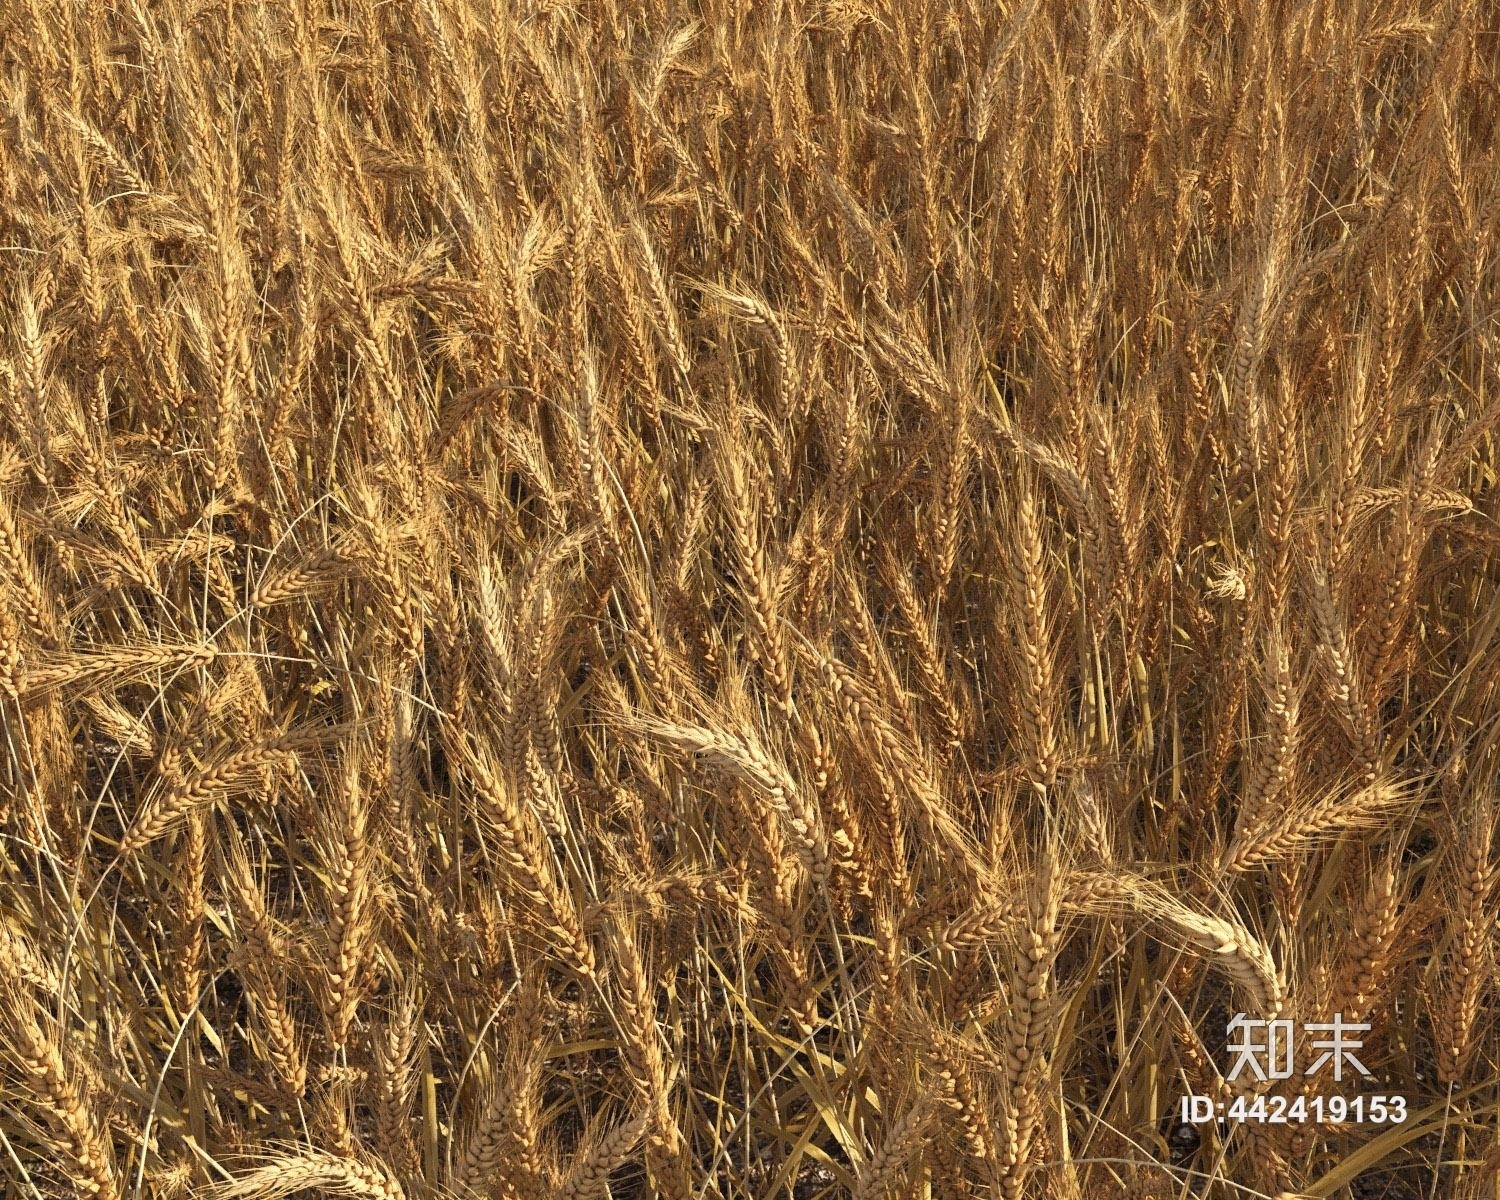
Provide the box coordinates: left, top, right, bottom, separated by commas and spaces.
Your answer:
1, 1, 1498, 1197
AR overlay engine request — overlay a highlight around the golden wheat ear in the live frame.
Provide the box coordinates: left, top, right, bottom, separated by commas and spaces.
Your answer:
1, 982, 119, 1200
201, 1150, 406, 1200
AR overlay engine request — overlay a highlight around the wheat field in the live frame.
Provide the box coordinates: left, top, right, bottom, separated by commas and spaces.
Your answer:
1, 0, 1498, 1197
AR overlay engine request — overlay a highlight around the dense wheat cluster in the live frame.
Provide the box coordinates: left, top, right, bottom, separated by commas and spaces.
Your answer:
1, 0, 1498, 1197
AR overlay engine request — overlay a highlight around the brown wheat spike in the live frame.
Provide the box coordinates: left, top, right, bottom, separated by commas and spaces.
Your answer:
605, 914, 680, 1155
457, 737, 596, 979
931, 1032, 999, 1171
207, 1152, 405, 1200
716, 434, 793, 710
1006, 468, 1059, 790
1332, 852, 1404, 1025
372, 987, 421, 1171
0, 600, 23, 701
0, 491, 58, 646
454, 1050, 543, 1197
1221, 778, 1413, 876
20, 641, 216, 697
853, 1094, 938, 1200
123, 733, 310, 851
996, 857, 1065, 1199
251, 547, 353, 608
555, 1111, 649, 1200
818, 652, 909, 887
322, 752, 375, 1053
1435, 790, 1495, 1084
2, 990, 119, 1200
1236, 630, 1302, 838
629, 715, 830, 889
454, 981, 547, 1196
